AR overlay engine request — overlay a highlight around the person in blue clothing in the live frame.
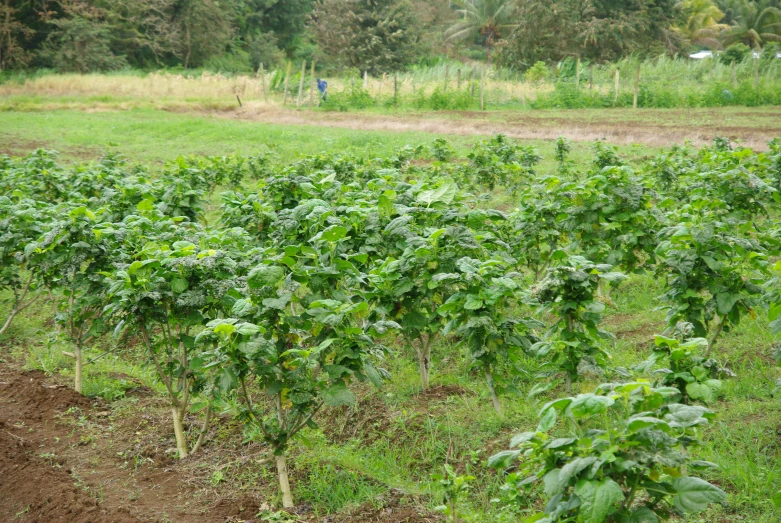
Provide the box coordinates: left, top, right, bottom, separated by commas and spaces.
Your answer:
317, 78, 328, 102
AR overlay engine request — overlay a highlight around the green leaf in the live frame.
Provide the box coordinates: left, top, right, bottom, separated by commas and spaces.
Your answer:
773, 491, 781, 509
378, 194, 394, 218
247, 265, 285, 288
463, 297, 483, 310
671, 477, 726, 513
213, 323, 235, 336
567, 394, 615, 418
685, 380, 721, 404
487, 450, 520, 469
537, 407, 556, 432
416, 179, 457, 207
620, 506, 659, 523
320, 225, 348, 243
323, 384, 356, 407
171, 277, 188, 293
715, 292, 739, 316
575, 478, 625, 523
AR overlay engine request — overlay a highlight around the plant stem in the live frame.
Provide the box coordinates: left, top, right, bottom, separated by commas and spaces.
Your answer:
190, 404, 212, 455
484, 365, 501, 414
171, 405, 189, 458
275, 453, 294, 508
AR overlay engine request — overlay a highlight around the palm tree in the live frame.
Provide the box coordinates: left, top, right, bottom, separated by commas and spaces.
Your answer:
677, 0, 729, 47
445, 0, 516, 60
718, 0, 781, 48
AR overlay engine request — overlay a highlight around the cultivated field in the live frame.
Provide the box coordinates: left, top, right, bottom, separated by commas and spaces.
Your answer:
1, 98, 781, 523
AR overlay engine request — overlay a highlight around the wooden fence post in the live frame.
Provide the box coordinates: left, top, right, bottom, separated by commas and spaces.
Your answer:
731, 62, 737, 87
457, 69, 461, 90
394, 73, 398, 106
754, 55, 759, 87
363, 70, 368, 89
259, 63, 268, 102
444, 64, 449, 92
589, 65, 594, 90
614, 69, 620, 103
282, 62, 292, 106
479, 68, 485, 110
576, 58, 580, 89
633, 65, 640, 109
296, 60, 306, 108
309, 60, 316, 107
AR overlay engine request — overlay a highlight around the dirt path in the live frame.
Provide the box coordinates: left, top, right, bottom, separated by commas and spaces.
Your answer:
215, 104, 781, 150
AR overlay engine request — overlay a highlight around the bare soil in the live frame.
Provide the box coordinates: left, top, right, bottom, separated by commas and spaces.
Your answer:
213, 105, 781, 150
0, 362, 441, 522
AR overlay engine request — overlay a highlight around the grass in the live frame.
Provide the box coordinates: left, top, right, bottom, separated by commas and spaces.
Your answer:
1, 107, 781, 521
0, 108, 665, 168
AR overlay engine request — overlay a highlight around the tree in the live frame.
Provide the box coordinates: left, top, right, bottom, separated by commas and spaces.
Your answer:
444, 0, 516, 60
40, 1, 127, 73
173, 0, 233, 68
676, 0, 729, 48
718, 0, 781, 49
0, 0, 34, 69
309, 0, 422, 74
199, 254, 395, 507
498, 0, 684, 67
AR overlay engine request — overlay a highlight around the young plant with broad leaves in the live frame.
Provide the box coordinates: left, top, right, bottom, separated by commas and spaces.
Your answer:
0, 196, 51, 336
30, 205, 113, 393
104, 219, 243, 458
198, 256, 395, 508
531, 255, 626, 394
438, 257, 541, 413
654, 200, 767, 355
635, 331, 734, 404
489, 381, 726, 523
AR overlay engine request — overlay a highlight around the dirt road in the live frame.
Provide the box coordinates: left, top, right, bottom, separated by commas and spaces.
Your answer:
220, 104, 781, 150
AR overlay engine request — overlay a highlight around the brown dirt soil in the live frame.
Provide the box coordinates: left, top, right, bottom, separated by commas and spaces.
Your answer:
0, 362, 443, 523
211, 105, 781, 150
323, 489, 442, 523
0, 363, 260, 522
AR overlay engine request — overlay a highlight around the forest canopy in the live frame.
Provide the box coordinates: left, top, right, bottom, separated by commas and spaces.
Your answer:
0, 0, 780, 73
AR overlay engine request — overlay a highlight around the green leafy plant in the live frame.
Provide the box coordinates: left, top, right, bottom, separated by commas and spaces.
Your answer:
531, 255, 626, 393
635, 332, 734, 404
655, 204, 766, 355
439, 257, 541, 413
431, 463, 475, 522
489, 381, 726, 522
199, 250, 396, 507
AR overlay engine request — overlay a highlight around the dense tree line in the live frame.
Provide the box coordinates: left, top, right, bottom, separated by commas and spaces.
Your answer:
0, 0, 779, 73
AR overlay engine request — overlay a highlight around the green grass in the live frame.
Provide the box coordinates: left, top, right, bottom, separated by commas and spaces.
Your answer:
0, 108, 665, 167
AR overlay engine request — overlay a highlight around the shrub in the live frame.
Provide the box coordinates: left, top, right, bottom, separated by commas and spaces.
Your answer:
489, 381, 727, 522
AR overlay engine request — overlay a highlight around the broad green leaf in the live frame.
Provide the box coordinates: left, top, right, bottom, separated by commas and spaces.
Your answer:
487, 450, 520, 469
463, 297, 483, 310
620, 506, 659, 523
171, 277, 188, 293
671, 477, 726, 513
247, 265, 285, 288
567, 394, 615, 418
537, 406, 556, 432
575, 478, 624, 523
416, 179, 457, 207
320, 225, 348, 243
